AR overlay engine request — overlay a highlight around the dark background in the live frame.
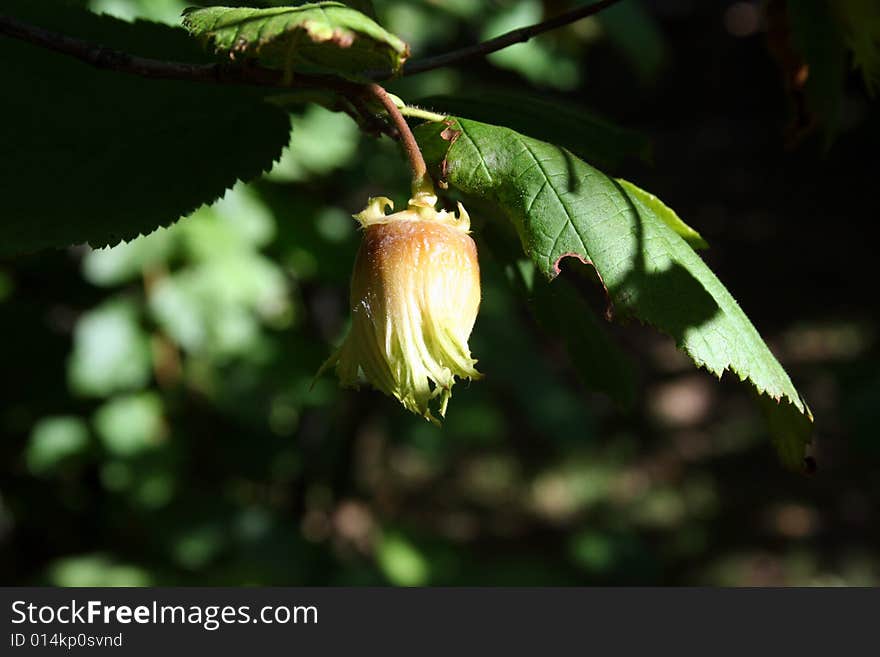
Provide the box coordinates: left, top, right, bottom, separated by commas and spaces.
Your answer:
1, 0, 877, 585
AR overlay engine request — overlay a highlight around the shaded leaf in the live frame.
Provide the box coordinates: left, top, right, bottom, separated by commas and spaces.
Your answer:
759, 392, 815, 471
0, 2, 291, 255
837, 0, 880, 96
597, 0, 668, 83
416, 92, 651, 171
470, 256, 599, 444
181, 2, 408, 81
529, 275, 637, 409
415, 117, 812, 468
785, 0, 847, 144
481, 219, 637, 407
617, 179, 707, 250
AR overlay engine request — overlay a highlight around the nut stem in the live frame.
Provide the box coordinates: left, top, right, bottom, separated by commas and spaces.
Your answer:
366, 83, 432, 197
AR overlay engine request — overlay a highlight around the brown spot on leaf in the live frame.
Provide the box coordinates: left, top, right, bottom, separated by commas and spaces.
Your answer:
440, 124, 461, 145
328, 29, 355, 48
436, 120, 461, 183
301, 20, 356, 48
551, 251, 589, 278
552, 252, 614, 320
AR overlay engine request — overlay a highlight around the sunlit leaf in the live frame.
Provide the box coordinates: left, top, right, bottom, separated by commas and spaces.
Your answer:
616, 179, 707, 250
181, 2, 409, 81
415, 117, 812, 468
88, 0, 187, 25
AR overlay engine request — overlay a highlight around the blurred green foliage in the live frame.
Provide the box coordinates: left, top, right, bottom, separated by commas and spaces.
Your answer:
1, 0, 878, 587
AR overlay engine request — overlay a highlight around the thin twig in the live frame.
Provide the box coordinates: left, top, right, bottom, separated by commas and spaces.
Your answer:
400, 0, 624, 76
1, 1, 625, 163
366, 83, 429, 190
0, 13, 356, 92
1, 0, 626, 86
0, 12, 402, 139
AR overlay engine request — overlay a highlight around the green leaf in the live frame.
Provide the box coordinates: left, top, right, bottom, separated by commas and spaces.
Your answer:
480, 219, 637, 408
0, 2, 291, 255
786, 0, 847, 144
837, 0, 880, 96
597, 0, 668, 83
415, 117, 812, 468
415, 92, 651, 171
616, 180, 707, 250
529, 270, 638, 408
319, 0, 378, 21
181, 2, 409, 81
